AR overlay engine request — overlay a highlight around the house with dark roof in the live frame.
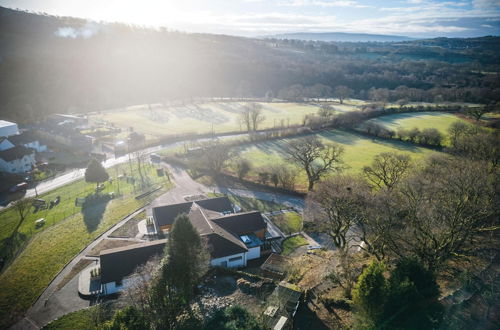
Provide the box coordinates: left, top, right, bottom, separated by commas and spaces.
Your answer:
88, 197, 269, 296
99, 239, 167, 295
151, 196, 268, 268
0, 145, 36, 173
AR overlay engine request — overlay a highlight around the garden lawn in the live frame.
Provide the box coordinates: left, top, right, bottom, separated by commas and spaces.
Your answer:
269, 211, 302, 235
361, 112, 468, 145
282, 235, 309, 255
44, 306, 105, 330
230, 129, 439, 191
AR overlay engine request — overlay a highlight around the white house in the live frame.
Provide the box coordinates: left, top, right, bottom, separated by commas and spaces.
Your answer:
89, 197, 270, 296
8, 132, 47, 152
152, 197, 268, 268
0, 120, 19, 138
98, 239, 167, 295
0, 145, 36, 173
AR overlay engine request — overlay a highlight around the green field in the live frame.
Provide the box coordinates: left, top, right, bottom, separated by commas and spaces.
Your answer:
361, 112, 468, 144
90, 102, 362, 140
0, 164, 172, 328
229, 129, 439, 191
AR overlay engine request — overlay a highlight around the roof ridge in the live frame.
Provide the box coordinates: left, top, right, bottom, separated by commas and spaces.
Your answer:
195, 204, 214, 232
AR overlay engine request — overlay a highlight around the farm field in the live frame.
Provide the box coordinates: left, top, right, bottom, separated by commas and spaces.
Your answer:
360, 111, 468, 144
89, 101, 360, 140
228, 129, 439, 191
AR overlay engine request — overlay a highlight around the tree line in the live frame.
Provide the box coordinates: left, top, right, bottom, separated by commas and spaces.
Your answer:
1, 6, 499, 123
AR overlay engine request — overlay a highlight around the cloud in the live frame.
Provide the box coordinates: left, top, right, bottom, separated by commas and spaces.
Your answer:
473, 0, 500, 9
281, 0, 372, 8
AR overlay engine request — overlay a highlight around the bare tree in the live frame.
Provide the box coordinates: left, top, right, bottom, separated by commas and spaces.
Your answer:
239, 103, 265, 132
202, 139, 234, 174
381, 157, 496, 270
134, 149, 149, 188
335, 85, 352, 104
306, 175, 370, 250
465, 106, 488, 121
326, 250, 362, 298
239, 106, 251, 132
363, 152, 412, 190
234, 158, 252, 180
285, 136, 344, 191
317, 104, 334, 118
249, 103, 265, 131
12, 197, 34, 234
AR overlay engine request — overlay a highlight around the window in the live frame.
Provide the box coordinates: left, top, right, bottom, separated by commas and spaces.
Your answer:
229, 256, 243, 262
116, 280, 123, 287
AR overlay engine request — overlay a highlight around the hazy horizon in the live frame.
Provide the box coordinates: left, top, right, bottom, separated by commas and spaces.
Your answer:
1, 0, 499, 38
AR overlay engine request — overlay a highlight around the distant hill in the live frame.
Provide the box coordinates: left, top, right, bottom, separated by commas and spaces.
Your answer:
265, 32, 415, 42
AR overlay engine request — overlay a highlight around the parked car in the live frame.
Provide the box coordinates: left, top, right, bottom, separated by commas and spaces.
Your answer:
9, 182, 28, 193
150, 153, 161, 163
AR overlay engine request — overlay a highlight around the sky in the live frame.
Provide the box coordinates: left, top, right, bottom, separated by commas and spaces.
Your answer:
1, 0, 500, 38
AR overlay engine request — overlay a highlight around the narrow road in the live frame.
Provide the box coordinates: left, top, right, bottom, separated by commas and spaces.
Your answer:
12, 163, 305, 329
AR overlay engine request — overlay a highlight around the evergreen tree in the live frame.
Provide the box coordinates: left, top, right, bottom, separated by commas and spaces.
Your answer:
164, 214, 209, 302
353, 261, 388, 325
85, 159, 109, 188
205, 305, 263, 330
384, 258, 443, 329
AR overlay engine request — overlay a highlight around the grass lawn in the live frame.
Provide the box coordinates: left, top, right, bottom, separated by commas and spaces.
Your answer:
89, 102, 362, 140
268, 211, 302, 234
282, 235, 309, 255
44, 306, 108, 330
0, 161, 168, 266
229, 129, 439, 191
0, 163, 172, 328
360, 112, 468, 145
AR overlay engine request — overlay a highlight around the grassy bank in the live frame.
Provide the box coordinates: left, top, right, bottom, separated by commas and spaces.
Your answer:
0, 163, 172, 328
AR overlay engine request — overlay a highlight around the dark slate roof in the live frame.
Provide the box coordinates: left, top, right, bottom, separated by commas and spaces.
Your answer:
8, 132, 38, 145
0, 145, 34, 162
100, 239, 167, 283
150, 197, 266, 260
195, 196, 233, 213
212, 211, 266, 236
188, 204, 248, 258
152, 201, 193, 227
152, 197, 233, 228
205, 233, 248, 258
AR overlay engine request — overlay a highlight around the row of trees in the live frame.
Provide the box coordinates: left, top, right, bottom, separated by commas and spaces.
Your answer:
362, 122, 444, 147
2, 7, 499, 123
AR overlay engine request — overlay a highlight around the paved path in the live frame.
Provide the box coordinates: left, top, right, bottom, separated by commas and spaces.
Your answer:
12, 163, 306, 329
